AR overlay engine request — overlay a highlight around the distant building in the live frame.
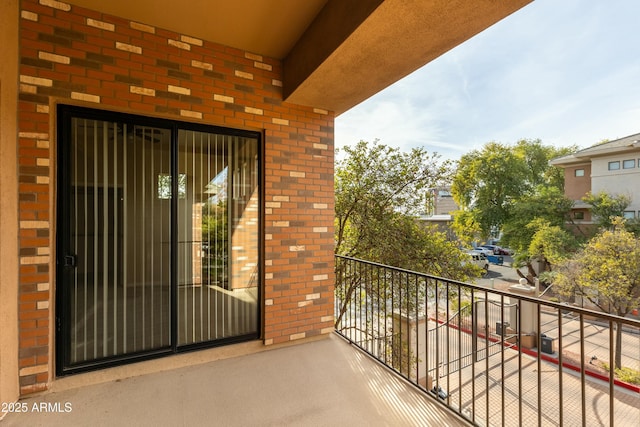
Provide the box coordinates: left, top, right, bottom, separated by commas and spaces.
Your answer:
420, 188, 458, 239
425, 187, 458, 216
551, 133, 640, 232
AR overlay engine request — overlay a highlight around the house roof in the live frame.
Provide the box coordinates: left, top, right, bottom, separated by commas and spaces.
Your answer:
419, 214, 452, 222
551, 132, 640, 166
571, 200, 591, 209
66, 0, 531, 115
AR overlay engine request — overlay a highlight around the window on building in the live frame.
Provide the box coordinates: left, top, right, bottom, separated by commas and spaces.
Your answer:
574, 211, 584, 220
623, 159, 635, 169
608, 161, 620, 170
574, 169, 584, 177
623, 211, 636, 219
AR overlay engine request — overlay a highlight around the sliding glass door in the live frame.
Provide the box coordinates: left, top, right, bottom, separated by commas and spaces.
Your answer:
177, 130, 259, 346
57, 106, 260, 374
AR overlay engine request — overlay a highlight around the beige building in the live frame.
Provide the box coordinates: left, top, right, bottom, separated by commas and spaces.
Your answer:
426, 187, 458, 216
551, 133, 640, 230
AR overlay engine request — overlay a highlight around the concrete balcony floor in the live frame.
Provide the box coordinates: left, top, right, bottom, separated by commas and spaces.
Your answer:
2, 334, 466, 426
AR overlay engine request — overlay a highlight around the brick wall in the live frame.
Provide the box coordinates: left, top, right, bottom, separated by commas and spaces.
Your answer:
18, 0, 335, 395
564, 164, 591, 201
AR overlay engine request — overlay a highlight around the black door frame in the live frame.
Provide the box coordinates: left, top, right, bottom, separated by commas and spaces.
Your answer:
55, 105, 263, 376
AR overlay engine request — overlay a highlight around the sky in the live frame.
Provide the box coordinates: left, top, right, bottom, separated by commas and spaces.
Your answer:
335, 0, 640, 161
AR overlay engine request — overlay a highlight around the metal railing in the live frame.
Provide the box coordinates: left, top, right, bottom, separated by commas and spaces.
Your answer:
334, 255, 640, 427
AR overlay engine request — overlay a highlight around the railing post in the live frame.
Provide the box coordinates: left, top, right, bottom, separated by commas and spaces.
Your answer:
472, 299, 478, 362
333, 255, 640, 427
509, 278, 538, 349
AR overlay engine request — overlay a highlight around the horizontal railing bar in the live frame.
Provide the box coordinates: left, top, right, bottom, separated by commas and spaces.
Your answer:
336, 254, 640, 328
335, 255, 640, 427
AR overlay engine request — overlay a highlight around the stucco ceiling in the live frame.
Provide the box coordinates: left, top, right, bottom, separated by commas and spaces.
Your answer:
66, 0, 329, 59
66, 0, 533, 115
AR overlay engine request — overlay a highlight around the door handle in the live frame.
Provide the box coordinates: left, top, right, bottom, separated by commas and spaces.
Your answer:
64, 254, 77, 268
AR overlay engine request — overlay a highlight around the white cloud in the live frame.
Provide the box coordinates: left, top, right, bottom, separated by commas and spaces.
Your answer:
336, 0, 640, 160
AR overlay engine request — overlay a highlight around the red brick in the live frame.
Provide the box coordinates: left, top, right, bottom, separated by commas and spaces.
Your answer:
17, 0, 336, 395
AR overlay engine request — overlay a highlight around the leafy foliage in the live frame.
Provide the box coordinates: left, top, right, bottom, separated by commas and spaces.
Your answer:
555, 220, 640, 316
582, 191, 631, 230
451, 139, 576, 242
501, 186, 575, 255
334, 141, 488, 334
201, 201, 228, 283
624, 217, 640, 237
554, 218, 640, 368
451, 141, 525, 238
335, 140, 481, 281
527, 220, 578, 270
202, 202, 228, 250
611, 367, 640, 385
450, 210, 481, 247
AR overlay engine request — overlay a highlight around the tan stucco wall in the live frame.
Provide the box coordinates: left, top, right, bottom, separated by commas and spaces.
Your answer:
0, 0, 20, 408
62, 0, 533, 115
591, 154, 640, 213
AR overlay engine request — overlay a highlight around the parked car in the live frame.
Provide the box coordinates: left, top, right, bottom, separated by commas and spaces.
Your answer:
463, 250, 489, 272
480, 244, 511, 256
500, 247, 514, 256
479, 244, 498, 254
493, 245, 514, 256
472, 246, 494, 257
501, 246, 515, 256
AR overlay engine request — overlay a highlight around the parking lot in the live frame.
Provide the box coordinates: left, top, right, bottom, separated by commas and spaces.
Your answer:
475, 255, 522, 290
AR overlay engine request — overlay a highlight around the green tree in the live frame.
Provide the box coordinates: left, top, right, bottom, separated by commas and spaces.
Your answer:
554, 219, 640, 368
335, 140, 485, 327
501, 185, 575, 255
514, 139, 568, 191
506, 218, 579, 286
335, 140, 449, 261
450, 210, 482, 246
453, 140, 578, 286
582, 191, 631, 230
451, 141, 525, 239
451, 139, 575, 241
624, 217, 640, 237
523, 220, 578, 284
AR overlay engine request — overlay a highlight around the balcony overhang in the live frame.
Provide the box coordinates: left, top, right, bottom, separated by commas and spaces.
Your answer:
284, 0, 533, 114
65, 0, 532, 115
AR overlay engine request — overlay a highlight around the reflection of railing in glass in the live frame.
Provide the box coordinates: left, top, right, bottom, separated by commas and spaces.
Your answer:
177, 130, 259, 346
230, 138, 259, 291
201, 201, 228, 287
